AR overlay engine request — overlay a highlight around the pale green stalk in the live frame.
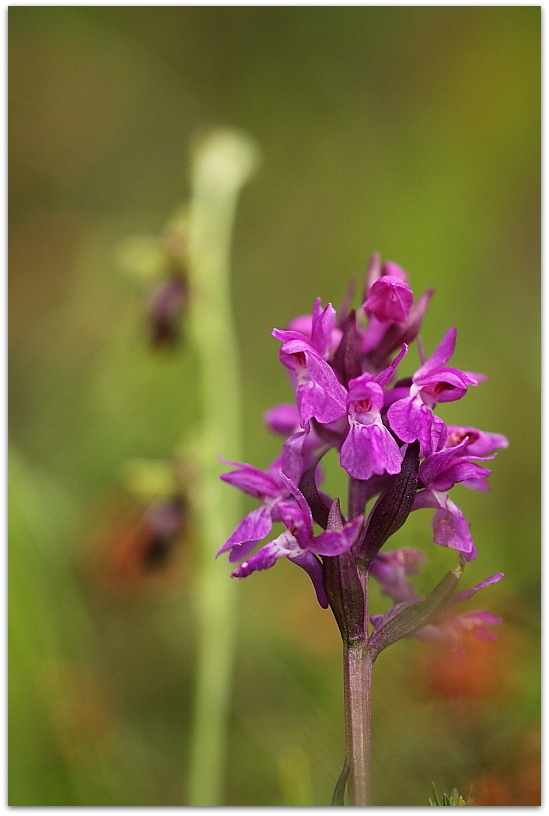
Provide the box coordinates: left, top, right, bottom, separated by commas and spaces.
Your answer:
185, 130, 259, 806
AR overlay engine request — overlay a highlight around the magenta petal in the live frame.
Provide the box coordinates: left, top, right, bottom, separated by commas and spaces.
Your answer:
431, 500, 477, 560
277, 471, 314, 531
382, 260, 409, 282
216, 505, 274, 561
419, 438, 470, 483
286, 314, 313, 338
450, 572, 504, 606
280, 429, 310, 484
375, 343, 408, 388
446, 426, 509, 456
272, 327, 312, 345
219, 458, 281, 498
297, 377, 348, 427
231, 532, 296, 578
432, 461, 492, 492
418, 366, 479, 403
340, 422, 402, 481
417, 327, 457, 376
312, 516, 363, 556
289, 551, 329, 608
387, 394, 433, 445
311, 299, 336, 358
304, 353, 348, 410
363, 275, 413, 323
264, 403, 300, 436
413, 490, 477, 560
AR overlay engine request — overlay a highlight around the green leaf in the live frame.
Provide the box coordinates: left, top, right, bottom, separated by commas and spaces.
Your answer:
331, 756, 350, 806
429, 783, 467, 806
368, 561, 464, 658
429, 783, 442, 806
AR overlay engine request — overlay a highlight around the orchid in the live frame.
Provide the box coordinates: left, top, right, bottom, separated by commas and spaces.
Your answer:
217, 254, 507, 806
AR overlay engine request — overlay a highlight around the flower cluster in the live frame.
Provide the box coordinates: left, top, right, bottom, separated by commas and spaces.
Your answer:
218, 255, 507, 644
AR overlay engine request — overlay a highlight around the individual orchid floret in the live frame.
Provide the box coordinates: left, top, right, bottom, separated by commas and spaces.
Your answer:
446, 425, 509, 457
413, 490, 477, 561
419, 438, 495, 492
366, 285, 435, 371
411, 440, 494, 561
340, 373, 402, 481
216, 458, 291, 563
363, 274, 413, 324
272, 330, 347, 428
339, 344, 408, 481
387, 328, 482, 453
283, 298, 342, 360
369, 548, 427, 604
360, 256, 432, 367
229, 472, 362, 608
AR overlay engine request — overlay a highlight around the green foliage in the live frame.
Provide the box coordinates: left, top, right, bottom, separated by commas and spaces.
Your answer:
429, 783, 467, 806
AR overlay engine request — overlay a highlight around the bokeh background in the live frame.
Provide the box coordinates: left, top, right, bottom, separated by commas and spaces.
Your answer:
9, 6, 540, 806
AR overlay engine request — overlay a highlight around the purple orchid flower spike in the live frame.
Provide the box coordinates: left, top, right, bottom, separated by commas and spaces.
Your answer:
387, 328, 483, 454
230, 472, 363, 608
217, 254, 507, 806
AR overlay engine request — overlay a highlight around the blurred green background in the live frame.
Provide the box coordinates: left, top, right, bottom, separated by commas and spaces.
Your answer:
9, 7, 539, 806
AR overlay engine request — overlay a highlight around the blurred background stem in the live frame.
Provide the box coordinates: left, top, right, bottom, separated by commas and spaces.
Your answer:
185, 130, 258, 805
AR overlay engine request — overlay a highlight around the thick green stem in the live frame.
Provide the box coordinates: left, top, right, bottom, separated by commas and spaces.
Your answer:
343, 640, 373, 806
185, 130, 258, 806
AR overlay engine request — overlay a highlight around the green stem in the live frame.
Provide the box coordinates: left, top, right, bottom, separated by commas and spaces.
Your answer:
185, 130, 258, 806
343, 640, 373, 806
